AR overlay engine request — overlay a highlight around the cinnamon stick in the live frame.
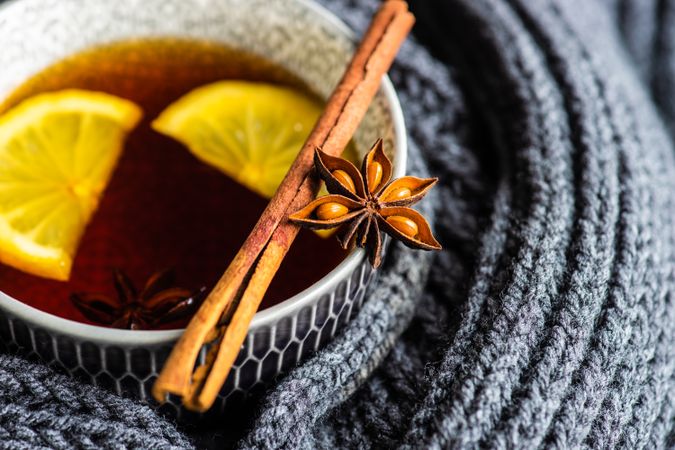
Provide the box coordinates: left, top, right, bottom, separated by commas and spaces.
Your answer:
153, 0, 414, 412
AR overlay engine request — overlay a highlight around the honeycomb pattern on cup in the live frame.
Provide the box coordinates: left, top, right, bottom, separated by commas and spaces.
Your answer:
0, 259, 375, 421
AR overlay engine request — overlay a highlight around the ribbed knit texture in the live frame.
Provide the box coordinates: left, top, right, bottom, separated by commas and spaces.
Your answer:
240, 0, 675, 448
0, 355, 191, 449
1, 0, 675, 448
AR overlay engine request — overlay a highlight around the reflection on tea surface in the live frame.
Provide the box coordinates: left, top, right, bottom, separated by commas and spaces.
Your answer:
0, 39, 348, 328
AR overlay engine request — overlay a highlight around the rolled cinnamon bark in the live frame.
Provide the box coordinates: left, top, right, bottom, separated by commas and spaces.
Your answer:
153, 0, 415, 412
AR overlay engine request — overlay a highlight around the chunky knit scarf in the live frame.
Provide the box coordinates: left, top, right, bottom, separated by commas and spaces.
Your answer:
1, 0, 674, 448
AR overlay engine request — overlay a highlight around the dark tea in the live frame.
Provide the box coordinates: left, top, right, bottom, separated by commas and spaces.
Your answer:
0, 39, 349, 328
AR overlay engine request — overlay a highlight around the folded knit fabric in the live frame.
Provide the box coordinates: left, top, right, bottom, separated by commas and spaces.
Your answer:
0, 355, 190, 449
0, 0, 674, 449
241, 0, 675, 448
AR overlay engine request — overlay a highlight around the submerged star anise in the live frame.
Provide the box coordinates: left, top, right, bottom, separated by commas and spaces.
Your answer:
70, 269, 206, 330
289, 138, 441, 268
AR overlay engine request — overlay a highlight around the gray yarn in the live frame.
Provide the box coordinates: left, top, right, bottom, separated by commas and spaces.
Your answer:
0, 355, 191, 449
1, 0, 675, 449
241, 0, 675, 448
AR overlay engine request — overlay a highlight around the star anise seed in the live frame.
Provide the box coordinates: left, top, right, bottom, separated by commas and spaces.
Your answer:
70, 269, 206, 330
289, 138, 441, 268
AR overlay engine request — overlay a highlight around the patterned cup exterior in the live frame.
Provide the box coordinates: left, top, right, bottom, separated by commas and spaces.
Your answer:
0, 0, 405, 419
0, 256, 382, 420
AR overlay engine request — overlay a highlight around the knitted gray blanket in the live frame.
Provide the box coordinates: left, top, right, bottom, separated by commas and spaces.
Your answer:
1, 0, 674, 448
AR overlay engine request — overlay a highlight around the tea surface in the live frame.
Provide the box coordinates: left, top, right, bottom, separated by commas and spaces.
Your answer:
0, 39, 348, 327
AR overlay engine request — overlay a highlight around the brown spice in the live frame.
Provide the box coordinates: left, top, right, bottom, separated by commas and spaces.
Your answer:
70, 269, 205, 330
153, 0, 416, 412
289, 139, 441, 268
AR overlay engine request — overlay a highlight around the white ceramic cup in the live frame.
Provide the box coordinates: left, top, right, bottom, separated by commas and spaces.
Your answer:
0, 0, 406, 419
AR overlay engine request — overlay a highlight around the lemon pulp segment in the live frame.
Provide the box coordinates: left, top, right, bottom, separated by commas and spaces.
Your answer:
0, 90, 142, 280
152, 81, 358, 238
152, 81, 325, 198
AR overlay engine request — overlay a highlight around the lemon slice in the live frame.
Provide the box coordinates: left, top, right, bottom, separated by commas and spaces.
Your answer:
152, 80, 357, 199
152, 81, 322, 198
0, 90, 142, 280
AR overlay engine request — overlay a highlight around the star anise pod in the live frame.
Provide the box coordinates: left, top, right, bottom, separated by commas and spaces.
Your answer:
70, 269, 206, 330
289, 138, 441, 268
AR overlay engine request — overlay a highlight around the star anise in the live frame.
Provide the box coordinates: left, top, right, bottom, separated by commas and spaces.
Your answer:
70, 269, 206, 330
289, 139, 441, 268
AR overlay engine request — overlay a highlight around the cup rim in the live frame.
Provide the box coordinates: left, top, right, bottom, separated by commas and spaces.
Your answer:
0, 0, 408, 346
